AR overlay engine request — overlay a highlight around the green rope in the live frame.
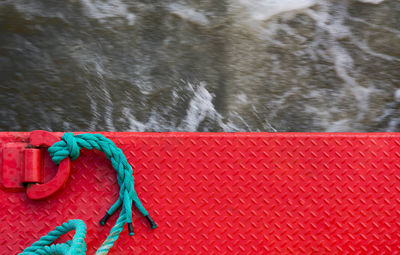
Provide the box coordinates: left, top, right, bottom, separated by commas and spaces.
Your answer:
20, 219, 87, 255
20, 133, 157, 255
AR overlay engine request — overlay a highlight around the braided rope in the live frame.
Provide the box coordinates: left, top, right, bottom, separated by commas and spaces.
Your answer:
20, 133, 156, 255
20, 219, 87, 255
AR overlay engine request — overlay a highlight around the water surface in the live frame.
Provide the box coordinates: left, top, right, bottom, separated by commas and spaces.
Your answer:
0, 0, 399, 132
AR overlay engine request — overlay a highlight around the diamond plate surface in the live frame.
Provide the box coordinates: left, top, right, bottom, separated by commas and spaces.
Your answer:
1, 132, 400, 254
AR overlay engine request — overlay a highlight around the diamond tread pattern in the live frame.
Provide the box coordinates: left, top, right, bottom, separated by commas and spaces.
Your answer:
0, 132, 400, 254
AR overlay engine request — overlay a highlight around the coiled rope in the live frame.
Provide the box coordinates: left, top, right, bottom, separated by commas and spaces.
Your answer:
20, 133, 156, 255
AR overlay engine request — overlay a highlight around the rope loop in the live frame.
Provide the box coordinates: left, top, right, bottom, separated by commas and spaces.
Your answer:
20, 219, 87, 255
62, 132, 80, 161
20, 133, 157, 255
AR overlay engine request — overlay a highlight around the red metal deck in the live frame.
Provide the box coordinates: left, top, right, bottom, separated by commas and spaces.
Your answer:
1, 132, 400, 254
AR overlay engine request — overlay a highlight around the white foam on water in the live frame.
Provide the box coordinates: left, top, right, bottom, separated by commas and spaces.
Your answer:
228, 0, 319, 41
178, 83, 217, 131
348, 16, 400, 35
304, 102, 357, 132
123, 108, 149, 132
228, 0, 396, 131
387, 118, 400, 132
235, 93, 248, 104
306, 3, 378, 120
234, 0, 317, 21
178, 84, 276, 132
81, 0, 136, 25
123, 82, 251, 132
86, 0, 393, 132
232, 0, 384, 24
376, 90, 400, 132
102, 87, 116, 130
8, 0, 67, 19
357, 0, 385, 4
184, 85, 278, 132
167, 3, 210, 26
84, 60, 116, 131
395, 89, 400, 102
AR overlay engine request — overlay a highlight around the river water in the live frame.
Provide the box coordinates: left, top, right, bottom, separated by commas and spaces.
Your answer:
0, 0, 399, 132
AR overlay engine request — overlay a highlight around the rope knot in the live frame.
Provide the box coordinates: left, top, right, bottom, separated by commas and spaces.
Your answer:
62, 132, 80, 161
22, 132, 156, 255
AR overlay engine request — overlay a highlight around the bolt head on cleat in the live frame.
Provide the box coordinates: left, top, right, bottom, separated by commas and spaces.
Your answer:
146, 215, 157, 229
99, 213, 111, 226
128, 223, 134, 236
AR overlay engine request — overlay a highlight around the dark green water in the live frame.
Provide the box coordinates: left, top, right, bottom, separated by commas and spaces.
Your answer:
0, 0, 399, 132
